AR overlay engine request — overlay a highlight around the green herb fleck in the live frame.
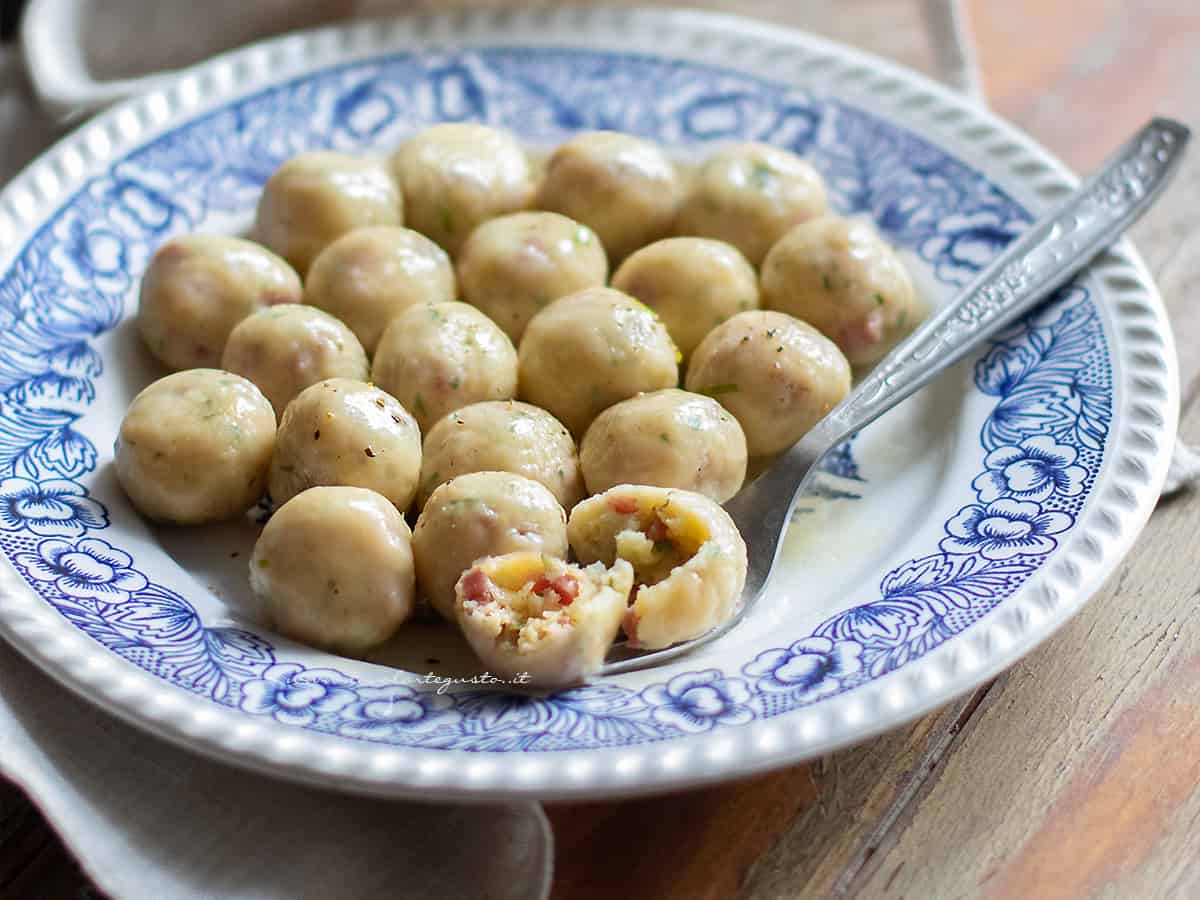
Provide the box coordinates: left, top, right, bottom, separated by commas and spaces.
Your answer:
413, 392, 428, 418
448, 375, 461, 390
822, 274, 833, 291
776, 345, 784, 353
874, 293, 885, 306
429, 307, 443, 322
652, 540, 674, 554
659, 432, 671, 444
257, 558, 270, 569
748, 160, 775, 190
696, 383, 739, 397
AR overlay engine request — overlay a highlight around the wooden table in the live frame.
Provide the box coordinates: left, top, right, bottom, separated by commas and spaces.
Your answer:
3, 1, 1199, 897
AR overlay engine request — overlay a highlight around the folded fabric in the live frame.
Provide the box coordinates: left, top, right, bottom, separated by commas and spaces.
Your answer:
0, 642, 553, 900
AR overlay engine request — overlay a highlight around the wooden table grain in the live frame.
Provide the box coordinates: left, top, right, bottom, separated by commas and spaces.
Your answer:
2, 2, 1198, 898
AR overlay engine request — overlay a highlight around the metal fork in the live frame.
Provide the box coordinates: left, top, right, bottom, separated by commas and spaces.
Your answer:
602, 116, 1190, 675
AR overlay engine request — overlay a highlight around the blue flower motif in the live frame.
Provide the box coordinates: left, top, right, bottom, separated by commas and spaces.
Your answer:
643, 670, 752, 733
0, 477, 108, 537
743, 636, 863, 698
455, 692, 559, 735
941, 499, 1072, 560
240, 663, 356, 727
50, 215, 130, 297
972, 436, 1087, 502
15, 537, 146, 602
337, 684, 457, 738
919, 208, 1025, 286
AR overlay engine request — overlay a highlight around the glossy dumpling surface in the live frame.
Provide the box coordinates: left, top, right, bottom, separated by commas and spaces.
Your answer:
250, 486, 416, 654
115, 369, 275, 524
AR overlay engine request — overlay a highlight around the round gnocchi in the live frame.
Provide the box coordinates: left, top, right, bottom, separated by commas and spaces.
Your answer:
303, 225, 454, 354
371, 302, 518, 434
518, 286, 679, 437
685, 310, 851, 457
761, 216, 921, 366
220, 304, 369, 416
611, 237, 758, 360
676, 142, 828, 266
417, 401, 585, 510
456, 211, 608, 342
115, 369, 275, 524
250, 486, 416, 655
254, 151, 402, 275
137, 234, 301, 370
268, 379, 422, 511
390, 123, 535, 255
580, 389, 747, 503
536, 131, 683, 261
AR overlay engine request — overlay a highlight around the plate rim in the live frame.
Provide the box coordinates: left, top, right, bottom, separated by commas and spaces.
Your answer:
0, 6, 1179, 801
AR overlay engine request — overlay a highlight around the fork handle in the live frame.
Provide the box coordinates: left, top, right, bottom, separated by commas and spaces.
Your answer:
819, 116, 1189, 447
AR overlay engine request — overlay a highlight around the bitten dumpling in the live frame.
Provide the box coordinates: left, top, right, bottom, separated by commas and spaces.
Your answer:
611, 237, 759, 360
254, 152, 402, 275
115, 369, 275, 524
518, 286, 679, 437
761, 216, 922, 366
580, 389, 747, 503
371, 302, 518, 434
137, 234, 302, 370
303, 225, 455, 354
685, 310, 851, 457
417, 401, 584, 510
455, 551, 633, 686
536, 131, 683, 261
456, 211, 608, 342
675, 142, 828, 266
413, 472, 568, 621
389, 123, 535, 255
250, 486, 416, 655
568, 485, 747, 650
268, 378, 422, 511
220, 304, 369, 415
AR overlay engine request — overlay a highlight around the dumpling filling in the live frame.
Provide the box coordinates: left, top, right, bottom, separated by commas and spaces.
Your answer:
455, 552, 633, 687
568, 485, 748, 650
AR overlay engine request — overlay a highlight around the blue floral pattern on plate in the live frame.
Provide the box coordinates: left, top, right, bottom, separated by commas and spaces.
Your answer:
0, 48, 1111, 750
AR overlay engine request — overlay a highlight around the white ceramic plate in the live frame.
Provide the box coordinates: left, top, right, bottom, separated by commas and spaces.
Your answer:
0, 8, 1177, 801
